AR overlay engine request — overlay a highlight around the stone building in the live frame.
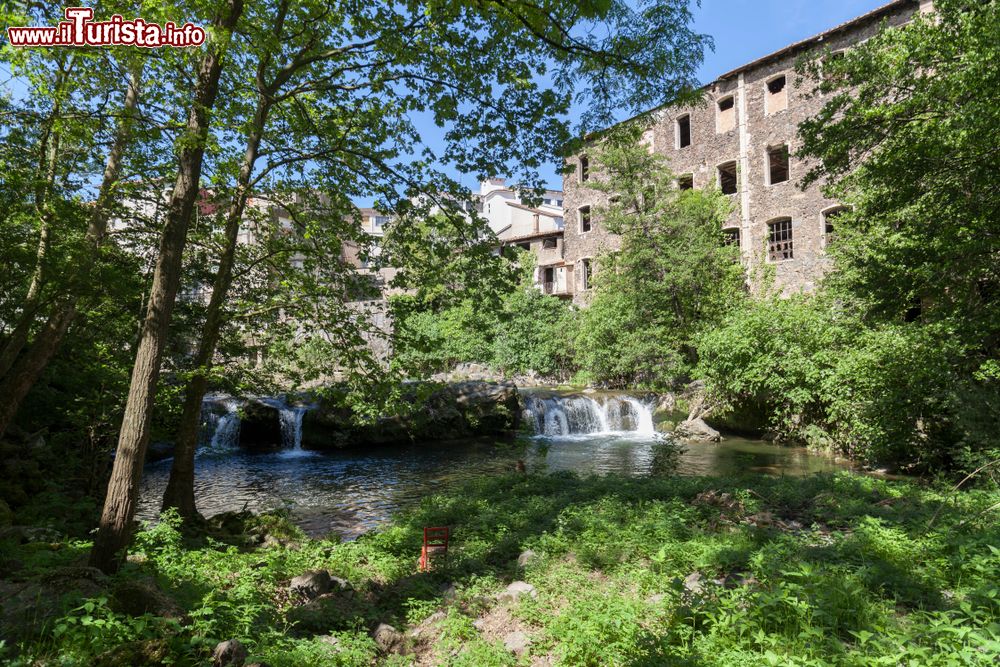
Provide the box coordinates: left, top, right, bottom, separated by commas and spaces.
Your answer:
562, 0, 933, 304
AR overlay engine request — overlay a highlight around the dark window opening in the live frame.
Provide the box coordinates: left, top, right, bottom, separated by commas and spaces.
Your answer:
678, 174, 694, 191
768, 145, 790, 185
581, 258, 592, 291
824, 207, 848, 243
579, 206, 592, 233
542, 237, 557, 249
718, 96, 734, 112
723, 228, 740, 247
517, 242, 531, 251
768, 218, 794, 261
718, 161, 738, 195
543, 267, 555, 283
580, 155, 590, 182
767, 76, 786, 95
677, 115, 691, 148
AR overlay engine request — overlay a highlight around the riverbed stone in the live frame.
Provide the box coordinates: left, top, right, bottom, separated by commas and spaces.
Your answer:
517, 549, 537, 567
503, 630, 531, 656
110, 577, 188, 621
94, 638, 170, 667
499, 581, 537, 603
290, 570, 332, 600
301, 381, 521, 450
674, 418, 722, 443
212, 639, 247, 667
371, 622, 406, 654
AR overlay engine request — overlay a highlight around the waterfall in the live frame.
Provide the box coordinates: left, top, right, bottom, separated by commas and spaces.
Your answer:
203, 396, 242, 449
260, 396, 312, 450
522, 393, 656, 437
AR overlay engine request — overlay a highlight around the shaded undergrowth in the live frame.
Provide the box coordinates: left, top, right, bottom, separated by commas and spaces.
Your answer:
2, 471, 999, 665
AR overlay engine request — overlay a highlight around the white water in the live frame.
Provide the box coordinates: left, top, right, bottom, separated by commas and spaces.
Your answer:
522, 394, 656, 438
204, 396, 242, 449
201, 395, 312, 450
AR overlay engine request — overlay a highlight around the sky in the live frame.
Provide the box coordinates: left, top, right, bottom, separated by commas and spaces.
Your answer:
438, 0, 891, 197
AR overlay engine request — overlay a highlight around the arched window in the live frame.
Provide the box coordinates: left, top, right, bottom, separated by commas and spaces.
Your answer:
822, 206, 850, 245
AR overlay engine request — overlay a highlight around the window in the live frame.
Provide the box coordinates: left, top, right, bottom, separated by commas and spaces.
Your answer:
766, 75, 788, 114
717, 96, 735, 133
579, 155, 590, 182
767, 145, 790, 185
542, 237, 558, 249
723, 228, 740, 247
718, 161, 738, 195
677, 174, 694, 191
543, 267, 555, 284
581, 258, 592, 291
517, 242, 531, 251
677, 114, 691, 148
768, 218, 794, 261
579, 206, 592, 233
823, 206, 849, 244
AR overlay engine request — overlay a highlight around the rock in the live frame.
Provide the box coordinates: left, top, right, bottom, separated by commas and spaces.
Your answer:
94, 639, 169, 666
239, 400, 283, 450
407, 610, 447, 639
110, 578, 188, 621
499, 581, 537, 603
301, 381, 521, 450
286, 590, 362, 635
646, 593, 667, 604
674, 418, 722, 443
656, 393, 677, 413
146, 440, 175, 462
517, 549, 537, 567
683, 572, 703, 594
0, 566, 109, 640
290, 570, 332, 600
371, 622, 406, 654
440, 581, 459, 600
503, 630, 531, 656
212, 639, 248, 667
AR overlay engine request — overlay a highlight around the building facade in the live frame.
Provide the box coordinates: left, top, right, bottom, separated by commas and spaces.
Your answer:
561, 0, 931, 304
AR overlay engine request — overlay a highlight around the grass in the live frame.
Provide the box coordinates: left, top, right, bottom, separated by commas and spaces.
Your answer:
2, 470, 999, 665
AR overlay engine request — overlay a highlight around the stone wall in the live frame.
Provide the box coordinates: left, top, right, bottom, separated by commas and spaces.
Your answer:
562, 1, 919, 303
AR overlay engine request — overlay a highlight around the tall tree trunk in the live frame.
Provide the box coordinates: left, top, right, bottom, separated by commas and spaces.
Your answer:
0, 64, 144, 440
0, 98, 64, 379
161, 96, 271, 518
89, 0, 244, 574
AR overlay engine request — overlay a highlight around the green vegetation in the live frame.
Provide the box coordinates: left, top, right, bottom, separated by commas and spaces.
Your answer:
3, 471, 999, 665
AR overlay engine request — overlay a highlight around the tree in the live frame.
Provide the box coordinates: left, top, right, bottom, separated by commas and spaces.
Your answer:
575, 133, 745, 388
793, 0, 1000, 469
90, 0, 246, 573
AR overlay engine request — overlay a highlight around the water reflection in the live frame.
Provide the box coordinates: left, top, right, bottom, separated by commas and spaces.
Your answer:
138, 434, 849, 538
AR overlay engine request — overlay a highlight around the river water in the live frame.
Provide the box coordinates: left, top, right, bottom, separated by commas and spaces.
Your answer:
137, 392, 850, 538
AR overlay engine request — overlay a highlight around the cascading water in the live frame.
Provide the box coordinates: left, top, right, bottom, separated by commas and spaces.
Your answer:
203, 396, 242, 449
522, 393, 656, 437
260, 396, 312, 450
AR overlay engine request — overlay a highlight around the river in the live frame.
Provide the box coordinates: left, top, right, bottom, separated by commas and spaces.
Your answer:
137, 391, 850, 538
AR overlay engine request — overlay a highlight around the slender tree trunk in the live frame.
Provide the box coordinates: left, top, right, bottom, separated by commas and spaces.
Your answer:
0, 64, 144, 440
89, 0, 244, 574
161, 96, 271, 518
0, 101, 63, 379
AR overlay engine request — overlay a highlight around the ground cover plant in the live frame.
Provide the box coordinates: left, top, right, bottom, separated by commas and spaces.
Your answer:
2, 468, 998, 666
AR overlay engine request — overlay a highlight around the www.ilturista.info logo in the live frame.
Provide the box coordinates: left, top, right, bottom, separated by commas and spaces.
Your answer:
6, 7, 206, 48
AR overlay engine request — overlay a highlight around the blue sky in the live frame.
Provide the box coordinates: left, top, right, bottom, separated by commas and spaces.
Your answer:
442, 0, 889, 196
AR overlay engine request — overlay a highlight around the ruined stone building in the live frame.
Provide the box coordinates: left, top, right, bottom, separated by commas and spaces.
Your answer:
561, 0, 933, 304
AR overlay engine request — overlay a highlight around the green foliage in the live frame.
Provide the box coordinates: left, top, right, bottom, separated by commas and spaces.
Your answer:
575, 134, 746, 389
6, 471, 1000, 665
392, 251, 578, 380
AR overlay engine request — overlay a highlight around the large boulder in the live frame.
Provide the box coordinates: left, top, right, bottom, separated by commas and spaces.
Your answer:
0, 566, 108, 641
239, 400, 282, 450
674, 418, 722, 443
301, 381, 521, 450
110, 578, 188, 621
